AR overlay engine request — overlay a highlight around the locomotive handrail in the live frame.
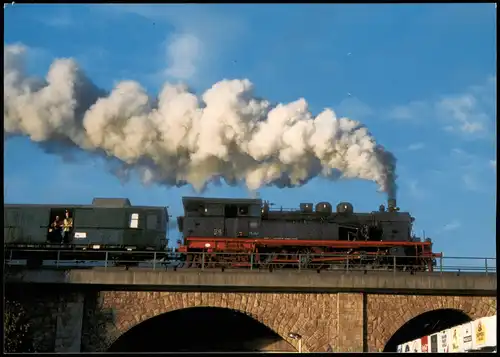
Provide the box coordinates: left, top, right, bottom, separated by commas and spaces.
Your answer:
4, 248, 494, 259
3, 248, 496, 275
35, 225, 152, 230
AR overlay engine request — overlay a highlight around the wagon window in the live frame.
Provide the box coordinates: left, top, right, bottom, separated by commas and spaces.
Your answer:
147, 214, 158, 230
130, 213, 139, 229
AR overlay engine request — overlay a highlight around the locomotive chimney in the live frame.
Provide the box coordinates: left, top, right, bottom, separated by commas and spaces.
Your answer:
387, 198, 399, 212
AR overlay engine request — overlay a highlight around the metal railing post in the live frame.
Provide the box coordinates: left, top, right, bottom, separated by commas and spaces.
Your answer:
250, 253, 253, 270
104, 251, 108, 269
485, 258, 488, 275
298, 254, 301, 272
393, 255, 396, 274
56, 250, 60, 268
153, 252, 157, 270
201, 251, 205, 271
440, 256, 443, 274
9, 250, 13, 265
346, 255, 349, 272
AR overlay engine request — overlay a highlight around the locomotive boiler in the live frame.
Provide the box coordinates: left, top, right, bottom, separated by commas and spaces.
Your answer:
176, 196, 441, 271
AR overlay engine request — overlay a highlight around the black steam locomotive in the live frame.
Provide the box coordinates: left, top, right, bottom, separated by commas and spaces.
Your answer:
177, 197, 440, 271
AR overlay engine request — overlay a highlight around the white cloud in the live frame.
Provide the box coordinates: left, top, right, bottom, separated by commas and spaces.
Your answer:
99, 5, 247, 84
163, 33, 202, 81
386, 76, 496, 139
449, 148, 495, 192
437, 94, 488, 134
461, 173, 480, 191
407, 142, 425, 151
440, 220, 462, 232
437, 77, 495, 137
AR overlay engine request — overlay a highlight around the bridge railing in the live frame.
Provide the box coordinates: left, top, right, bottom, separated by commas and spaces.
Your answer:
3, 249, 496, 275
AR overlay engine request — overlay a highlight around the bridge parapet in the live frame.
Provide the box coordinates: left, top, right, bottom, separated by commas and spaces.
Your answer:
5, 268, 497, 294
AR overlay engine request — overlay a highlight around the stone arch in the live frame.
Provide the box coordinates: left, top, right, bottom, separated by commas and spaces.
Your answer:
366, 295, 496, 352
383, 308, 471, 352
107, 306, 296, 352
96, 291, 336, 352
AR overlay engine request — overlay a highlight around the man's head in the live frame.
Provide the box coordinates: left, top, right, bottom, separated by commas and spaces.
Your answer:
55, 216, 60, 220
65, 210, 70, 218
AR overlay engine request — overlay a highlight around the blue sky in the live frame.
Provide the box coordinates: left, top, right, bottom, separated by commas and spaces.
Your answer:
4, 4, 496, 259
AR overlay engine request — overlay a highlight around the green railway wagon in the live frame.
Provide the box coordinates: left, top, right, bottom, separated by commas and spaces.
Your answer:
4, 198, 169, 251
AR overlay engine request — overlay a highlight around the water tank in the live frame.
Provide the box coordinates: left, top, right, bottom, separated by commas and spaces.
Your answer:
336, 202, 354, 214
300, 203, 314, 213
315, 202, 332, 214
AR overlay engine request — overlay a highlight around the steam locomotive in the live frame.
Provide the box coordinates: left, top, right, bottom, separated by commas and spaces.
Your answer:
4, 196, 441, 271
176, 196, 441, 271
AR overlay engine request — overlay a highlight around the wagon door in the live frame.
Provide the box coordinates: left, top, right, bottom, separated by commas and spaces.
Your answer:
143, 210, 164, 250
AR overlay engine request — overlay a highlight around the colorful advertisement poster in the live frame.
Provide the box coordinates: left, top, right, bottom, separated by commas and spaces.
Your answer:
461, 322, 473, 352
475, 317, 487, 347
430, 334, 438, 353
473, 315, 497, 349
438, 329, 450, 353
420, 335, 429, 353
450, 325, 461, 352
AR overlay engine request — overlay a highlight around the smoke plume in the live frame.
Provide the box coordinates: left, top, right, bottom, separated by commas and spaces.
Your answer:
4, 44, 397, 198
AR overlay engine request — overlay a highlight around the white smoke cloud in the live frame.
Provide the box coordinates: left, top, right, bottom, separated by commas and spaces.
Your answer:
4, 43, 398, 198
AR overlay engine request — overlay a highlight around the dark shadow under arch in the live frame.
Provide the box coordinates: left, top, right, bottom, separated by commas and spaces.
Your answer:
108, 307, 294, 352
384, 308, 471, 352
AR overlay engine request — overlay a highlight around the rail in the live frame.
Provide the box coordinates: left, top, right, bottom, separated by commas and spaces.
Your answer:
3, 249, 496, 275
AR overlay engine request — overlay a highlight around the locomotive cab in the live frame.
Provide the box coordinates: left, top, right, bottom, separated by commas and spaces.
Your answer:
180, 197, 263, 239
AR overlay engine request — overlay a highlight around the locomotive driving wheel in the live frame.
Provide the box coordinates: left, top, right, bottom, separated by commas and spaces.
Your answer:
258, 251, 285, 270
274, 249, 289, 270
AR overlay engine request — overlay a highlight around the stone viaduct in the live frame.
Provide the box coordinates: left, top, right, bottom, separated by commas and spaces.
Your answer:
4, 268, 497, 353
